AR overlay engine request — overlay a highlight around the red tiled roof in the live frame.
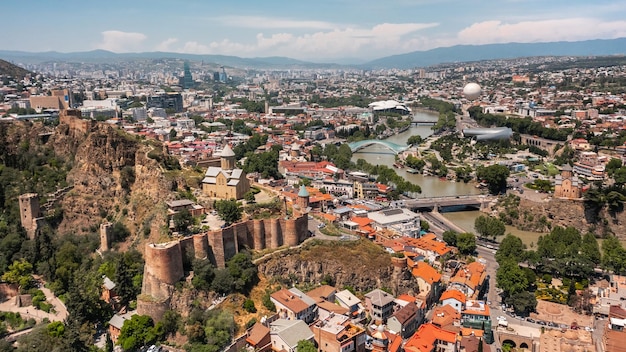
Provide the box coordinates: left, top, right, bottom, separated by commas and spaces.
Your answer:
440, 289, 466, 304
411, 261, 441, 284
404, 323, 458, 352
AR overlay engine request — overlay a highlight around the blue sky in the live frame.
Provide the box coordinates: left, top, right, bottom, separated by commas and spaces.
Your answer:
4, 0, 626, 61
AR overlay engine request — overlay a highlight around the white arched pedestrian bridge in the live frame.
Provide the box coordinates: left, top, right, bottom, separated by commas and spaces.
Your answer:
348, 140, 409, 154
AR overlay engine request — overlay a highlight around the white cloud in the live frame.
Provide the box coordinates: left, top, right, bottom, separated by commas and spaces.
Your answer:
214, 16, 337, 30
95, 30, 146, 52
171, 22, 438, 59
456, 18, 626, 45
156, 38, 178, 52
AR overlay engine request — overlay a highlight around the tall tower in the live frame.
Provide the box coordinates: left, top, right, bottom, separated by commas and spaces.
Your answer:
18, 193, 42, 240
220, 144, 236, 170
297, 185, 310, 212
100, 222, 113, 251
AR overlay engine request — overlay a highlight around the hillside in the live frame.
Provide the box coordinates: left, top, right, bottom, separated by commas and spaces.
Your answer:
0, 58, 31, 78
257, 239, 415, 295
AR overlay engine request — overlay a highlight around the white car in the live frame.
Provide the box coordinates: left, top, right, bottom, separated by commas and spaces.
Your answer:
497, 316, 507, 321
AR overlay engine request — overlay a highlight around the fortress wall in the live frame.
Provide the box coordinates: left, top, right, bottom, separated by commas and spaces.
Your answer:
179, 236, 195, 263
233, 222, 250, 251
144, 242, 184, 286
193, 234, 209, 259
270, 218, 281, 248
294, 215, 309, 243
252, 219, 265, 250
60, 112, 95, 135
263, 220, 273, 248
282, 218, 297, 247
207, 230, 226, 268
137, 296, 170, 323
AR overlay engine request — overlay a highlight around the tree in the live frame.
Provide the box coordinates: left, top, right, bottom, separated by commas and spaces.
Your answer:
419, 220, 430, 232
606, 158, 622, 176
580, 232, 601, 266
505, 291, 537, 316
496, 235, 525, 265
456, 233, 477, 255
602, 235, 626, 273
243, 299, 257, 313
118, 315, 156, 351
296, 340, 317, 352
173, 209, 193, 232
476, 164, 510, 194
496, 260, 528, 296
215, 199, 242, 225
442, 230, 457, 247
407, 135, 423, 145
474, 215, 506, 241
1, 258, 34, 292
244, 190, 256, 203
191, 259, 215, 290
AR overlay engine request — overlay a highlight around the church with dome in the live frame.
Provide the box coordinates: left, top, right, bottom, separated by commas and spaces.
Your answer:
202, 144, 250, 200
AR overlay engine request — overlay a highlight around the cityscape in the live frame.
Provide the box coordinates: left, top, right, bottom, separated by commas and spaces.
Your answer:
2, 2, 626, 352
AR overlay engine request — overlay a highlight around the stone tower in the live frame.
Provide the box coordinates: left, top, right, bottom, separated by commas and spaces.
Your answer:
297, 185, 310, 212
18, 193, 42, 240
220, 144, 236, 171
100, 222, 113, 251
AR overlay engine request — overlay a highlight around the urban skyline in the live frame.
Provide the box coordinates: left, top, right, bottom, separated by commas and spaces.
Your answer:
4, 0, 626, 62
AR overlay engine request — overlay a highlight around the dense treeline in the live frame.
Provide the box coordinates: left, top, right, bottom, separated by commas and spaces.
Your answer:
468, 106, 571, 141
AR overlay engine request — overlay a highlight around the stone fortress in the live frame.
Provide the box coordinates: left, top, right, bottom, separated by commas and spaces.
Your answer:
137, 214, 309, 321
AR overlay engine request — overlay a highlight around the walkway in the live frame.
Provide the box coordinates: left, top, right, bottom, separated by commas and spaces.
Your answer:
0, 284, 68, 324
347, 140, 409, 154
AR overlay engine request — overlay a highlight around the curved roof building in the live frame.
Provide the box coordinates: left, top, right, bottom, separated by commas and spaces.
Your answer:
462, 127, 512, 141
369, 100, 411, 114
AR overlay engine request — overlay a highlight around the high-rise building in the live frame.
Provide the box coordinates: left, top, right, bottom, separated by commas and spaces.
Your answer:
179, 62, 193, 89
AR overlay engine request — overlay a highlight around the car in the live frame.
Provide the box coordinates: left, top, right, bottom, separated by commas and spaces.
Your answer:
496, 349, 502, 352
317, 223, 325, 229
538, 321, 547, 326
497, 316, 507, 321
526, 318, 536, 323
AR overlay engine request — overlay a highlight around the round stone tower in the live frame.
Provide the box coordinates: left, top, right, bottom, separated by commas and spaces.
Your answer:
220, 144, 236, 170
297, 185, 310, 212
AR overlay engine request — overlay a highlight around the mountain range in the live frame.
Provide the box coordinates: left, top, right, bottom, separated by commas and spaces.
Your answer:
1, 38, 625, 70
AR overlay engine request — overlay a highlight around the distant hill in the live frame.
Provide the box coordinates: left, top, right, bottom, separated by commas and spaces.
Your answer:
1, 37, 626, 70
362, 38, 626, 69
0, 58, 31, 78
0, 50, 344, 70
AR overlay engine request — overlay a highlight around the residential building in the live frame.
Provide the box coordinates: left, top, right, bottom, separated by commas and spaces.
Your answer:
403, 323, 458, 352
368, 208, 420, 238
448, 262, 487, 300
269, 319, 315, 352
166, 199, 206, 218
461, 300, 493, 344
311, 313, 367, 352
271, 288, 318, 324
335, 289, 366, 322
387, 301, 422, 338
364, 289, 396, 323
431, 304, 461, 330
440, 289, 466, 313
412, 261, 443, 306
201, 144, 250, 200
108, 310, 136, 344
246, 322, 271, 352
603, 305, 626, 352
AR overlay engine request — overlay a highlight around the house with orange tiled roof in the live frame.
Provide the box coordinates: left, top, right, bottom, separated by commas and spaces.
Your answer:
431, 304, 461, 330
440, 289, 467, 313
411, 261, 443, 307
404, 323, 458, 352
461, 300, 493, 344
406, 233, 453, 265
270, 288, 318, 324
387, 301, 423, 338
449, 261, 487, 300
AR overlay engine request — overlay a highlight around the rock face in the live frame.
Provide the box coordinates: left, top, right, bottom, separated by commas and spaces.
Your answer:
57, 123, 171, 237
257, 240, 416, 296
498, 196, 626, 238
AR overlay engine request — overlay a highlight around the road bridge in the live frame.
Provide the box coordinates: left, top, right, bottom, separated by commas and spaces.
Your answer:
405, 195, 494, 211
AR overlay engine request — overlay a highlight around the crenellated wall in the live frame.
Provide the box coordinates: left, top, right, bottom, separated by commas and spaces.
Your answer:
138, 215, 308, 322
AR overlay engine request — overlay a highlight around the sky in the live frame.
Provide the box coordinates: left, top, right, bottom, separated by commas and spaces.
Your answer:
4, 0, 626, 62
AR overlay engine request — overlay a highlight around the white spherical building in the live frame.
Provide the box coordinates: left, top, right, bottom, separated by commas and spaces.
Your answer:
463, 83, 482, 100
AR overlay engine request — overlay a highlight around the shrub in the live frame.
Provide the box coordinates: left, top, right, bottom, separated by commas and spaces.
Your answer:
243, 299, 257, 313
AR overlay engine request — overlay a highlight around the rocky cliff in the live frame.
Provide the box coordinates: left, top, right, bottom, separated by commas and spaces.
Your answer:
257, 239, 416, 296
495, 194, 626, 238
58, 123, 172, 239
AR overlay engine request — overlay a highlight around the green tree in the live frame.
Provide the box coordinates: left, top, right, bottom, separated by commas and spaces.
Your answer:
580, 232, 601, 266
407, 135, 423, 145
1, 259, 34, 292
474, 215, 506, 241
296, 340, 317, 352
191, 259, 215, 290
496, 260, 528, 296
442, 230, 457, 247
606, 158, 623, 176
243, 299, 256, 313
457, 233, 477, 255
244, 190, 256, 203
602, 235, 626, 273
118, 315, 156, 351
496, 235, 525, 265
419, 220, 430, 232
215, 199, 242, 225
476, 164, 510, 194
505, 291, 537, 315
173, 209, 193, 232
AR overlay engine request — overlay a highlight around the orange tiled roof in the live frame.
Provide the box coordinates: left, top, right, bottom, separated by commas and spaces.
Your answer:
349, 217, 373, 227
270, 289, 311, 314
450, 262, 486, 292
411, 261, 441, 284
404, 323, 458, 352
319, 213, 337, 222
431, 305, 460, 328
440, 289, 466, 304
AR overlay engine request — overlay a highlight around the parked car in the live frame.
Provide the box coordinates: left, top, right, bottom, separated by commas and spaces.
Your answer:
526, 318, 536, 323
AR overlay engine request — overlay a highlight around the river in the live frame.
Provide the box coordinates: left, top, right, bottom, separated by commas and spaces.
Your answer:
351, 111, 546, 245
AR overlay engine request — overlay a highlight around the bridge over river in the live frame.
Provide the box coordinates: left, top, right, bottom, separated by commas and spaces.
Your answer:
404, 194, 495, 211
347, 139, 409, 154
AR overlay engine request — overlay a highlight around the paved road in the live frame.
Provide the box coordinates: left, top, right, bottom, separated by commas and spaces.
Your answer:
0, 283, 67, 324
